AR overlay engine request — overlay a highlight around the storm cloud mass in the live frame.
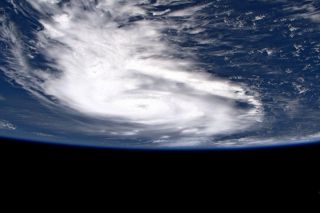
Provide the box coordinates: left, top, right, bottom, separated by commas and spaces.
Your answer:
1, 0, 263, 145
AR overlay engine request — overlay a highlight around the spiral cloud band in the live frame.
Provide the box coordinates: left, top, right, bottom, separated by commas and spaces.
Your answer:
1, 0, 263, 143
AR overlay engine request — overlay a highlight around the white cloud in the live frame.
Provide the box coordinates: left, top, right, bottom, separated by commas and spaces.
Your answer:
2, 0, 263, 142
284, 1, 320, 23
0, 120, 16, 130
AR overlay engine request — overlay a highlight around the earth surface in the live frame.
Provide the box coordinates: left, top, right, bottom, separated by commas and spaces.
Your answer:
1, 0, 320, 149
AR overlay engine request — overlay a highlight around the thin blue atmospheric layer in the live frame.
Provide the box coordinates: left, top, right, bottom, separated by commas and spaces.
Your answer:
1, 0, 320, 149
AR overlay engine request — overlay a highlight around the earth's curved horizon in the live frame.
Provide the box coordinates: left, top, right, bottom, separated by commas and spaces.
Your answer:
1, 0, 320, 149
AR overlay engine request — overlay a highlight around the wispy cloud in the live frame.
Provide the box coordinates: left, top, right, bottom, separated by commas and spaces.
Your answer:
283, 0, 320, 23
0, 120, 16, 130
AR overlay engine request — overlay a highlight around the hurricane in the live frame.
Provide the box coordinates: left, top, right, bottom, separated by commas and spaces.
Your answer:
0, 0, 262, 144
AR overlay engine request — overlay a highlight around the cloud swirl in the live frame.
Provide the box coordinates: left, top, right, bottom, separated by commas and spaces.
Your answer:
1, 0, 263, 143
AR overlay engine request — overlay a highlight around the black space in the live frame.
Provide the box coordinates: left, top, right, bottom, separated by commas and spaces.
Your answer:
1, 137, 320, 202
